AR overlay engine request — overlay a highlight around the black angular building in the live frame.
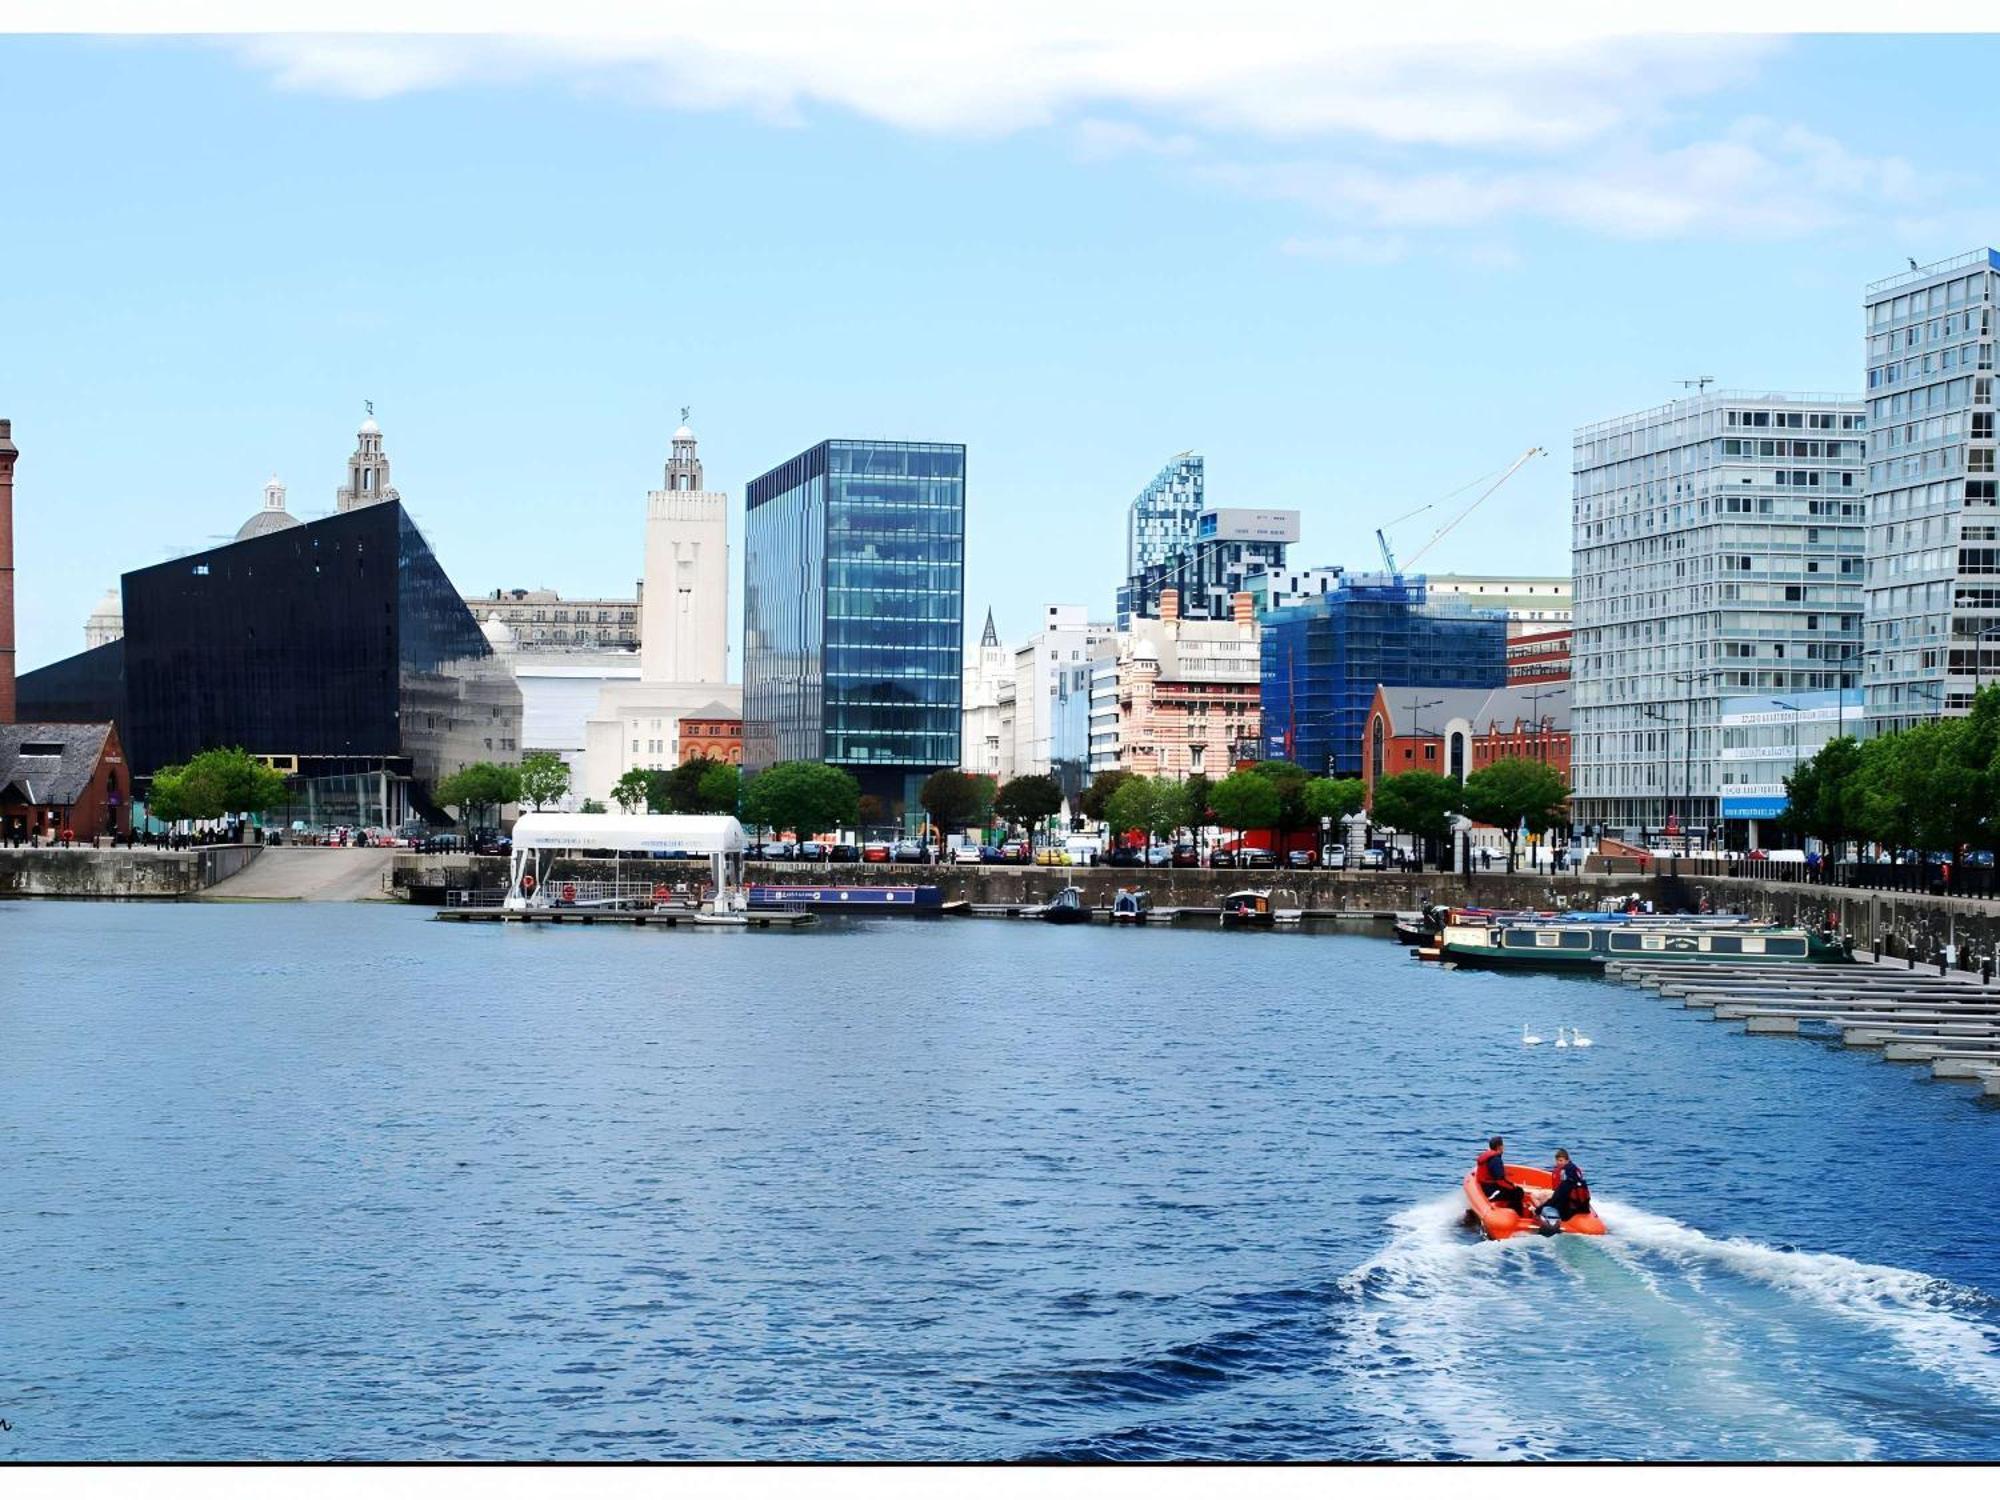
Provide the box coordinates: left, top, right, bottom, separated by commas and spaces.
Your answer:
18, 498, 520, 829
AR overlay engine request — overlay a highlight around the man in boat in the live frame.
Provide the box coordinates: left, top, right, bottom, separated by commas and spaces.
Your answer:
1475, 1136, 1528, 1214
1541, 1148, 1591, 1223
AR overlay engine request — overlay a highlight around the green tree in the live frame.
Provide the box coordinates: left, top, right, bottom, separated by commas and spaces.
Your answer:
1370, 770, 1466, 867
1249, 759, 1311, 847
1304, 776, 1366, 824
1851, 733, 1915, 855
146, 764, 218, 826
578, 798, 608, 815
1079, 768, 1134, 825
1462, 757, 1569, 872
610, 768, 651, 814
919, 769, 993, 849
1207, 770, 1281, 841
993, 773, 1062, 846
741, 760, 860, 839
1781, 736, 1863, 856
1105, 775, 1186, 847
434, 761, 521, 833
1181, 770, 1213, 838
186, 746, 287, 820
517, 750, 571, 812
695, 762, 741, 816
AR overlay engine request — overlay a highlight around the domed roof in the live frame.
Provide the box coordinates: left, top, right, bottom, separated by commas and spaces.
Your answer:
359, 418, 381, 435
89, 587, 122, 621
236, 507, 304, 541
1130, 638, 1161, 662
673, 423, 695, 441
480, 611, 516, 648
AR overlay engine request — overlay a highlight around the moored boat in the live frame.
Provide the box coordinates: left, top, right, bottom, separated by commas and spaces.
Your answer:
1110, 888, 1152, 924
1039, 886, 1093, 925
1440, 912, 1845, 968
1221, 889, 1275, 927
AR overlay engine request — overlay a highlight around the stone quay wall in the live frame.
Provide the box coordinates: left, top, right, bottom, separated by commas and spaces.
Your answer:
0, 843, 258, 899
1672, 873, 2000, 969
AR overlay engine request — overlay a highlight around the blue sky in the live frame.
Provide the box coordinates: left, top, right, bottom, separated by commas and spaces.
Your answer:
1, 30, 1994, 671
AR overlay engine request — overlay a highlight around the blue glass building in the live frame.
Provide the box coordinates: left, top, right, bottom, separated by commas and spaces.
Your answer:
1260, 574, 1506, 777
1116, 453, 1204, 627
743, 440, 966, 824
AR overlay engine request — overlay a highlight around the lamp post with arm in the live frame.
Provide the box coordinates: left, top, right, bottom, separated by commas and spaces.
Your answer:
1524, 684, 1567, 763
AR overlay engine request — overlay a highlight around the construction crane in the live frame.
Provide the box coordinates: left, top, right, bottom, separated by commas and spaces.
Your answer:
1373, 500, 1436, 574
1401, 446, 1547, 571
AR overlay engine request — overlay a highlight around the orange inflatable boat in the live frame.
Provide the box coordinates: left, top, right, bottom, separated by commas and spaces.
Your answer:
1461, 1163, 1607, 1240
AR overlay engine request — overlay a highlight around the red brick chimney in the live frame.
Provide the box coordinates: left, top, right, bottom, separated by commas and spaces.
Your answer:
1160, 586, 1180, 624
0, 418, 15, 723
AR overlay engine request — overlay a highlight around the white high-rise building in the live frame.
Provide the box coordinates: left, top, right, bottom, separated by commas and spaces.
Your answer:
1570, 391, 1865, 842
1862, 249, 2000, 729
1007, 604, 1116, 777
583, 416, 740, 801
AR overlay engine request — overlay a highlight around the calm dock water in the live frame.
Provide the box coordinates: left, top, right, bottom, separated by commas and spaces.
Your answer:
4, 902, 1998, 1460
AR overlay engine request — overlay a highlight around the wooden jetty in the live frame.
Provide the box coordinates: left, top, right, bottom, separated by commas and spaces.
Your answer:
1608, 956, 2000, 1100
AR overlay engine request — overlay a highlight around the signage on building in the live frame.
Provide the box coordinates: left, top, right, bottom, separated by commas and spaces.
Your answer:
1721, 795, 1789, 819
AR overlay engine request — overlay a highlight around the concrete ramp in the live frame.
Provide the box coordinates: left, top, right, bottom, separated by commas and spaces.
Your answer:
200, 847, 397, 902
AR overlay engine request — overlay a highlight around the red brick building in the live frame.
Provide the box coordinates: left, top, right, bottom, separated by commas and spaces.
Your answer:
1362, 684, 1572, 805
0, 721, 132, 844
677, 704, 742, 765
1505, 628, 1571, 684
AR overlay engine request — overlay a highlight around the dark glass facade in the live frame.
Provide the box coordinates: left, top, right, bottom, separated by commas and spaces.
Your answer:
1260, 575, 1506, 777
744, 440, 965, 820
18, 502, 519, 821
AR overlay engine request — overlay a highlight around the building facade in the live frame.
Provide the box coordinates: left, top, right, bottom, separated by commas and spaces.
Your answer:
1718, 688, 1863, 842
1259, 573, 1507, 777
0, 721, 131, 843
1862, 249, 2000, 729
1361, 684, 1572, 803
583, 421, 740, 800
1005, 604, 1116, 778
742, 439, 965, 822
677, 707, 742, 765
1087, 636, 1122, 776
959, 608, 1012, 778
1120, 508, 1299, 626
1424, 574, 1573, 635
1570, 391, 1865, 841
1118, 452, 1204, 627
1506, 628, 1572, 684
1115, 589, 1261, 781
468, 588, 641, 653
18, 499, 523, 829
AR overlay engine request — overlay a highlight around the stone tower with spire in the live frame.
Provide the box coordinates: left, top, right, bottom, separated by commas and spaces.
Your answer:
337, 414, 400, 512
638, 415, 729, 685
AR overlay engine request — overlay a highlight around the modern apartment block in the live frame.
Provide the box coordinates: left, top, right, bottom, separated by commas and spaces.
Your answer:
1116, 453, 1204, 627
1007, 604, 1116, 778
1861, 249, 2000, 728
1570, 391, 1865, 842
742, 439, 966, 823
1120, 507, 1299, 626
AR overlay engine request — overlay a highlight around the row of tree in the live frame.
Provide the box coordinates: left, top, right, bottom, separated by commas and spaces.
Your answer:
1364, 758, 1572, 868
146, 747, 290, 825
1783, 684, 2000, 857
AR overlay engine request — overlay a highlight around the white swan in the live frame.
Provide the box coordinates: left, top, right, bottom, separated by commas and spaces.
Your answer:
1569, 1027, 1594, 1048
1554, 1027, 1570, 1049
1522, 1024, 1544, 1046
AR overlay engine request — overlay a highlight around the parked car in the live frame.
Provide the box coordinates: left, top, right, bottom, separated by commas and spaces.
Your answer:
891, 839, 927, 863
1321, 845, 1347, 870
999, 840, 1030, 864
951, 843, 984, 865
1237, 847, 1276, 869
1145, 843, 1174, 866
1209, 847, 1237, 868
1034, 846, 1071, 866
1358, 846, 1387, 870
1171, 843, 1200, 868
1286, 849, 1315, 870
1106, 845, 1146, 868
978, 845, 1009, 863
758, 840, 796, 860
828, 843, 860, 863
472, 833, 511, 856
794, 841, 829, 862
862, 841, 891, 863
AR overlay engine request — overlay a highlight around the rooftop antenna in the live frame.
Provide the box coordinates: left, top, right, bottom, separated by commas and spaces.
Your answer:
1679, 377, 1714, 396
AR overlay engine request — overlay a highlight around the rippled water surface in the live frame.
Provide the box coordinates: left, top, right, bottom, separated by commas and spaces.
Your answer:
4, 902, 1999, 1460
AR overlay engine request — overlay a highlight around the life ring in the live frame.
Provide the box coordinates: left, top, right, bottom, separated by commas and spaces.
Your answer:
562, 882, 577, 903
652, 884, 670, 905
521, 873, 537, 894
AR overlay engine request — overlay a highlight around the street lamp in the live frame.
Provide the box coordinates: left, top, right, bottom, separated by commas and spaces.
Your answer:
1641, 703, 1672, 848
1670, 669, 1704, 856
1524, 684, 1567, 763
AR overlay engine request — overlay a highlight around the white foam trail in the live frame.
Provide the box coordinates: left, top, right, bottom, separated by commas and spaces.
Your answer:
1598, 1198, 2000, 1407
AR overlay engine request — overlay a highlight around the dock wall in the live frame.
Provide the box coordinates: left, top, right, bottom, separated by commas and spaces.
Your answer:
0, 844, 258, 899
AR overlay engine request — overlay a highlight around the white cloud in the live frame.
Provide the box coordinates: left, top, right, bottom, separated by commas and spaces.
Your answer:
211, 14, 1936, 254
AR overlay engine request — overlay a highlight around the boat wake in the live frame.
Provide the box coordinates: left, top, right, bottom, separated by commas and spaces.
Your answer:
1331, 1194, 2000, 1460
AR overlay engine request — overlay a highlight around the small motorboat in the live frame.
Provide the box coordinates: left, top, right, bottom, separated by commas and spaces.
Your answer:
1110, 887, 1151, 924
1220, 889, 1275, 927
1039, 886, 1093, 925
1392, 910, 1432, 945
1461, 1163, 1606, 1240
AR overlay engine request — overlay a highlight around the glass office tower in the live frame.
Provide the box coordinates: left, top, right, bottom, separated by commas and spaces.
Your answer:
1117, 453, 1204, 627
743, 440, 966, 825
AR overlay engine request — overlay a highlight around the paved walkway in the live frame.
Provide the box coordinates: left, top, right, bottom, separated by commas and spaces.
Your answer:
199, 847, 397, 902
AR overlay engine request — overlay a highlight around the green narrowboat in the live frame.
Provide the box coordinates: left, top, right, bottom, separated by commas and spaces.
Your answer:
1440, 919, 1847, 969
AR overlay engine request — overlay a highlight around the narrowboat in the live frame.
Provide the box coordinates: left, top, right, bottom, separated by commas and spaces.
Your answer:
1221, 890, 1276, 927
1039, 886, 1093, 925
1440, 915, 1845, 969
1110, 888, 1152, 924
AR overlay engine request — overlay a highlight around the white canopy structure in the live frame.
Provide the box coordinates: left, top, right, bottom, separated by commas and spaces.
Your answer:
505, 812, 749, 911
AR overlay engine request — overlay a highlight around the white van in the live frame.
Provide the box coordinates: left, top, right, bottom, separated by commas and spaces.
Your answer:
1064, 835, 1104, 865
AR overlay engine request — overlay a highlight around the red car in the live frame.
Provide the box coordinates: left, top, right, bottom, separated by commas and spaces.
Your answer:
862, 841, 891, 863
